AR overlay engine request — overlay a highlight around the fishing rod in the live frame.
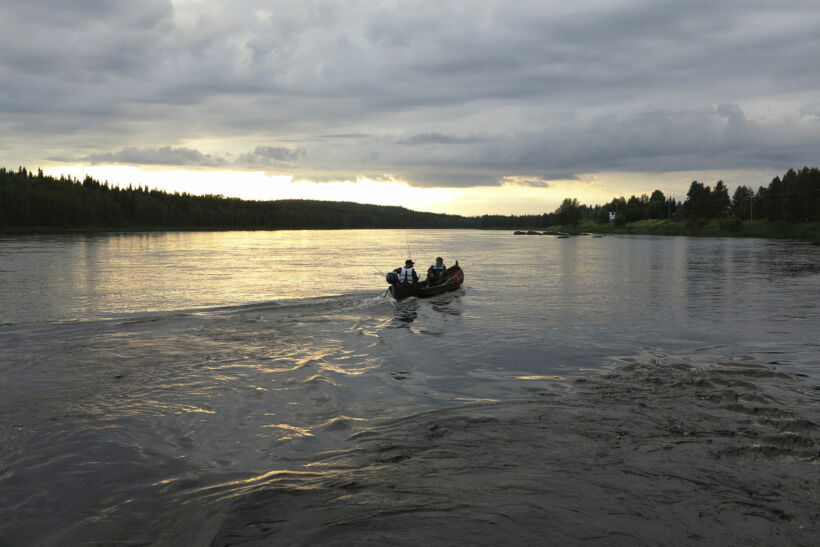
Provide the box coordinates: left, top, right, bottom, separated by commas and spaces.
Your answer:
404, 230, 413, 262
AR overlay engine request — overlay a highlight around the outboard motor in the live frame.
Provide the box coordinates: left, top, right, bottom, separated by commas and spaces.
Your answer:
386, 272, 399, 284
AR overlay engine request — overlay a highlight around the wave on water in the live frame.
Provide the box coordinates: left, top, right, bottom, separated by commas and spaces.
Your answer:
76, 354, 815, 547
0, 290, 392, 330
3, 329, 818, 546
192, 291, 392, 317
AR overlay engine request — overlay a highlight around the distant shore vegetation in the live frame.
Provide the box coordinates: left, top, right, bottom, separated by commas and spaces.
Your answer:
481, 166, 820, 241
0, 167, 478, 231
2, 165, 819, 241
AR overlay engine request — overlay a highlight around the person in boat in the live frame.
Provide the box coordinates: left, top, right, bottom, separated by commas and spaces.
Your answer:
393, 259, 419, 285
427, 256, 447, 285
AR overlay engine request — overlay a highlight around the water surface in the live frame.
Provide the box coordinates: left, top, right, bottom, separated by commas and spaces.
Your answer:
1, 230, 818, 545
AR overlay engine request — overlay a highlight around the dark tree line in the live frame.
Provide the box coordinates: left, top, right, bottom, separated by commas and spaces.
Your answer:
479, 192, 681, 228
680, 168, 820, 222
681, 180, 731, 220
0, 167, 479, 229
4, 165, 818, 231
479, 166, 820, 228
736, 167, 820, 223
478, 213, 553, 229
589, 191, 681, 226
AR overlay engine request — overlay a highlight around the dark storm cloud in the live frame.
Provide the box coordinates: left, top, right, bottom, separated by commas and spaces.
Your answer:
502, 177, 553, 188
84, 147, 228, 167
396, 133, 485, 146
318, 134, 373, 140
2, 1, 820, 186
235, 146, 306, 167
81, 145, 305, 169
0, 1, 172, 78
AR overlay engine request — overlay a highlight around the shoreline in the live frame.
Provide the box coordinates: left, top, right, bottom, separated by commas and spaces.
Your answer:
513, 219, 820, 243
0, 225, 474, 235
582, 218, 820, 242
2, 219, 820, 243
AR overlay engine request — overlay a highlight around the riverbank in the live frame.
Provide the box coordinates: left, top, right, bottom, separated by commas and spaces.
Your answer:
5, 219, 820, 243
574, 219, 820, 242
0, 225, 226, 235
0, 225, 469, 235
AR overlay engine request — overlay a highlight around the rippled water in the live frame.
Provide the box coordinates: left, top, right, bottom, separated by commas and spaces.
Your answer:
1, 230, 818, 545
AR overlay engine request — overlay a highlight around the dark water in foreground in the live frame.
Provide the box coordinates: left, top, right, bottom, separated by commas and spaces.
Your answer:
0, 230, 818, 545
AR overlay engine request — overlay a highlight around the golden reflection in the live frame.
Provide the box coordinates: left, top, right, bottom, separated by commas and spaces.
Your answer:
259, 364, 303, 373
18, 229, 452, 318
451, 397, 499, 403
177, 404, 216, 414
512, 375, 567, 381
301, 374, 341, 387
261, 423, 313, 440
318, 359, 381, 375
186, 468, 334, 503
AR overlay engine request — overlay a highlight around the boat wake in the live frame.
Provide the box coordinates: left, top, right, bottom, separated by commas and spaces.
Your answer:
202, 355, 819, 546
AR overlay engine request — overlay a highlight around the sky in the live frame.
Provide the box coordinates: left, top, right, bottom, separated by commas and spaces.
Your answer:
2, 0, 820, 215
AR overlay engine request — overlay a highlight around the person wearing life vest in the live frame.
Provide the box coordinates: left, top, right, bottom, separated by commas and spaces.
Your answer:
393, 259, 418, 285
427, 256, 447, 285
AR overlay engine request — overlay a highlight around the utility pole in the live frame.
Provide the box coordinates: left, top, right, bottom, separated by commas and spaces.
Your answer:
746, 187, 755, 222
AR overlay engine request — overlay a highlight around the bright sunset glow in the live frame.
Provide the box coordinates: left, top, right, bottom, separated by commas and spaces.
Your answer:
44, 164, 630, 215
43, 164, 783, 216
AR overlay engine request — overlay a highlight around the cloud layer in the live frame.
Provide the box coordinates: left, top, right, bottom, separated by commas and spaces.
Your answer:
2, 0, 819, 187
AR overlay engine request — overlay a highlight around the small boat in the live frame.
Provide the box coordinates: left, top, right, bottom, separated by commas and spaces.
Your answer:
387, 262, 465, 300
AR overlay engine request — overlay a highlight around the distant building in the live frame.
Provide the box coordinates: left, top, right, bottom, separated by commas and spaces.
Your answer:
609, 211, 616, 222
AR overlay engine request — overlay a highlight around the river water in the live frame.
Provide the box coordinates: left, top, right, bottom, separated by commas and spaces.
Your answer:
0, 230, 818, 545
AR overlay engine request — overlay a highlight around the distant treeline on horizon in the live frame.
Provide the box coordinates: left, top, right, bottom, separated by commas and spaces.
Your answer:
480, 166, 820, 228
0, 167, 478, 230
1, 165, 819, 231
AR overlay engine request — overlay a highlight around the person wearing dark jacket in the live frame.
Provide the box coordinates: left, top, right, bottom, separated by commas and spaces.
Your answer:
427, 257, 446, 285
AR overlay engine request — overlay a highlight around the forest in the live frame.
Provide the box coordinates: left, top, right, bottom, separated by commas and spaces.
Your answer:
0, 167, 479, 230
478, 166, 820, 229
2, 165, 818, 233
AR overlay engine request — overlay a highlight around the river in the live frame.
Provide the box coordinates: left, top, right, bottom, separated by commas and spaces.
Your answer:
1, 230, 818, 545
